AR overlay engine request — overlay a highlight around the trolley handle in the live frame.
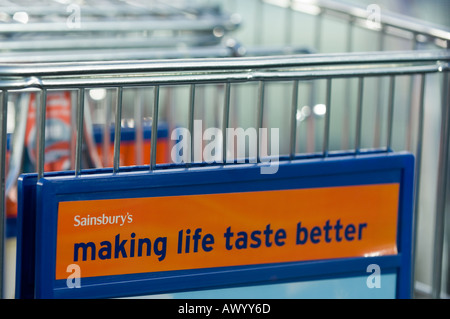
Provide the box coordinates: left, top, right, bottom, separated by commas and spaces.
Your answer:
1, 50, 448, 77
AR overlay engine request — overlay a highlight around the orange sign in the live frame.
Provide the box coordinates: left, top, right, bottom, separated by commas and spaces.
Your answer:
55, 183, 399, 280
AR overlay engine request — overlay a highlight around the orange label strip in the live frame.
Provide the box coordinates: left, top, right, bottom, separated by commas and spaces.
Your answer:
55, 183, 399, 279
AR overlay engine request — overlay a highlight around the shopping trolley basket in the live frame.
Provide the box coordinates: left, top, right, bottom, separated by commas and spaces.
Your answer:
1, 0, 449, 299
0, 0, 244, 62
3, 50, 449, 299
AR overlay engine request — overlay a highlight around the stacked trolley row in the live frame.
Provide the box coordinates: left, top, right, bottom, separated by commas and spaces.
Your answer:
0, 0, 449, 299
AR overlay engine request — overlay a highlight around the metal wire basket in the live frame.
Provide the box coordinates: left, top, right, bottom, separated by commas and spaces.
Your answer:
0, 0, 449, 299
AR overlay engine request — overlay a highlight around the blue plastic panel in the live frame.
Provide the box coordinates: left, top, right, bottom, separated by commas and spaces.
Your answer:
17, 152, 414, 299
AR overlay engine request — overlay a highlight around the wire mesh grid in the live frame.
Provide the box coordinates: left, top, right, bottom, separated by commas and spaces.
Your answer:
0, 0, 449, 299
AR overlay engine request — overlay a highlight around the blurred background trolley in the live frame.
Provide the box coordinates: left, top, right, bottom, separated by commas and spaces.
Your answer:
0, 0, 449, 299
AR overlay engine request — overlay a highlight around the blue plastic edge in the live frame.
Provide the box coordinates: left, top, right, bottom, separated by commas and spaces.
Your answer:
92, 122, 169, 144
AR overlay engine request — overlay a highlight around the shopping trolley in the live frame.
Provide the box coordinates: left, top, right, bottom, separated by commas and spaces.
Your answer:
0, 0, 449, 299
